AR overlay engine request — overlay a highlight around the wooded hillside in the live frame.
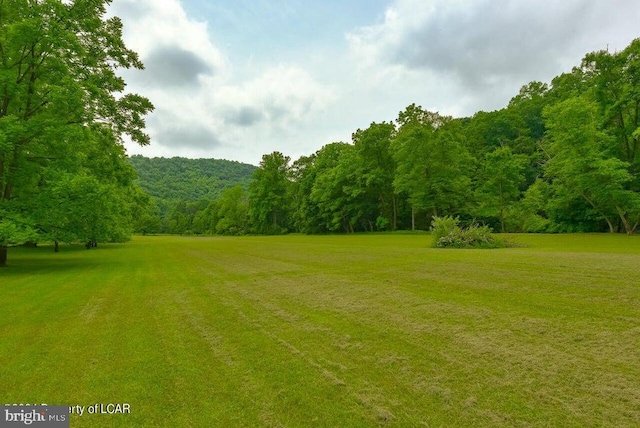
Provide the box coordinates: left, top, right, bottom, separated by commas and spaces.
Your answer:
128, 155, 256, 201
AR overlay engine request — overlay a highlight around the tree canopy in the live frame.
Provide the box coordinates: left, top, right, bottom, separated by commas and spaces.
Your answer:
0, 0, 153, 265
231, 38, 640, 236
128, 155, 256, 201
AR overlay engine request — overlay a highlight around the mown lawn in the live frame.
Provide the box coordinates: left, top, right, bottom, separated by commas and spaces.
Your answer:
1, 234, 639, 427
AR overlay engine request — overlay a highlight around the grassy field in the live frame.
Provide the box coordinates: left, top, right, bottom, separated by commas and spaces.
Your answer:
1, 233, 639, 427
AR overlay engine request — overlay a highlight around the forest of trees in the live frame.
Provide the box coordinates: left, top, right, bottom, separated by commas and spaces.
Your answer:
128, 156, 255, 235
2, 0, 639, 267
129, 156, 255, 201
157, 38, 640, 237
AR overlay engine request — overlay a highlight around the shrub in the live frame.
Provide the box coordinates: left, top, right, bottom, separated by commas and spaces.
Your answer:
431, 216, 507, 249
431, 216, 462, 242
375, 215, 390, 231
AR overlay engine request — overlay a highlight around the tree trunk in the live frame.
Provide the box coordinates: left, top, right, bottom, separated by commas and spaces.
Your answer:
605, 218, 615, 234
392, 194, 397, 231
2, 182, 10, 200
411, 206, 415, 231
54, 241, 59, 253
0, 245, 7, 267
616, 207, 637, 235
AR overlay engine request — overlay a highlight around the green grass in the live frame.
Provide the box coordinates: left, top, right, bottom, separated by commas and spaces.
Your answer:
1, 234, 639, 427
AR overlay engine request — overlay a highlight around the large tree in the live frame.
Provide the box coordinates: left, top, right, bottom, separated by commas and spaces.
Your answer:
583, 40, 640, 169
248, 152, 292, 234
0, 0, 153, 265
307, 142, 357, 233
214, 185, 249, 235
475, 146, 528, 232
392, 106, 473, 227
351, 122, 397, 230
290, 153, 319, 234
543, 97, 640, 234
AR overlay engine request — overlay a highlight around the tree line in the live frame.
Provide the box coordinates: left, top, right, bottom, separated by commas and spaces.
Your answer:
160, 39, 640, 237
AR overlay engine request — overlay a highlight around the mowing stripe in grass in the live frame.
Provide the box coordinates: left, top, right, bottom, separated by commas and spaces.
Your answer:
1, 234, 639, 427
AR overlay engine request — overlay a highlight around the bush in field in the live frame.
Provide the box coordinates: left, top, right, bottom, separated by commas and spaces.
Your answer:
431, 216, 461, 242
431, 216, 507, 248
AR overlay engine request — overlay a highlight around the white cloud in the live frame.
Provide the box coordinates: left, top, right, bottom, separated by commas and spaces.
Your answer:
110, 0, 640, 164
213, 65, 337, 128
347, 0, 640, 114
202, 65, 338, 163
110, 0, 338, 164
110, 0, 227, 77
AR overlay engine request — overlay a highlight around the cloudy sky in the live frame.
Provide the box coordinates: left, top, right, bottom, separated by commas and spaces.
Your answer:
109, 0, 640, 165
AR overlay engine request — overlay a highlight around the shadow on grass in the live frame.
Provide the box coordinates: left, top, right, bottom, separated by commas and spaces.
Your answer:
1, 244, 125, 276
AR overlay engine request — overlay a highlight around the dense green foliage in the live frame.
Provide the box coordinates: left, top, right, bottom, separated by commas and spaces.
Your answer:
0, 0, 153, 265
431, 216, 506, 249
128, 155, 255, 201
3, 234, 640, 426
127, 156, 255, 235
98, 38, 640, 239
248, 152, 291, 234
236, 38, 640, 236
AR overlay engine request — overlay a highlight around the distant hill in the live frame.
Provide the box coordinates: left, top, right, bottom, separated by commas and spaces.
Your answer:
129, 155, 257, 201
